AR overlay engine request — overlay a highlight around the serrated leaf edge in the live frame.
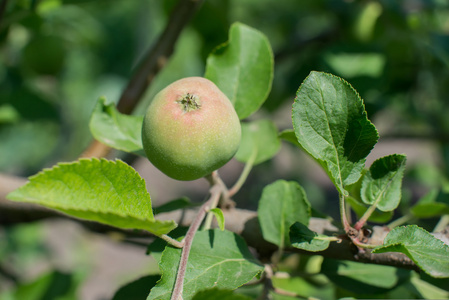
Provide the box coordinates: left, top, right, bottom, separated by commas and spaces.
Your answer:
373, 225, 449, 277
361, 154, 407, 211
292, 71, 379, 194
7, 158, 152, 218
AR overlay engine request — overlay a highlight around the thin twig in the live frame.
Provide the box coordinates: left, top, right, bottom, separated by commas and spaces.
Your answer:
434, 215, 449, 233
170, 185, 221, 300
117, 0, 204, 115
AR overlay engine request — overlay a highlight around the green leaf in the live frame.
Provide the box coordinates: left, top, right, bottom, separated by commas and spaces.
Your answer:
192, 288, 252, 300
278, 129, 301, 148
205, 22, 274, 119
346, 196, 393, 223
112, 275, 160, 300
289, 222, 334, 252
235, 119, 281, 165
324, 52, 386, 78
7, 158, 176, 236
147, 229, 263, 300
0, 104, 20, 124
410, 189, 449, 218
411, 202, 449, 218
408, 273, 449, 299
146, 227, 188, 263
361, 154, 407, 211
321, 258, 410, 294
89, 97, 145, 156
153, 197, 194, 215
373, 225, 449, 278
210, 208, 225, 231
258, 180, 311, 248
8, 271, 79, 300
292, 71, 379, 195
0, 121, 59, 172
271, 275, 335, 299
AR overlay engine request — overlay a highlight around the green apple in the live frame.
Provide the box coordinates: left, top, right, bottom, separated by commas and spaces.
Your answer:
142, 77, 241, 181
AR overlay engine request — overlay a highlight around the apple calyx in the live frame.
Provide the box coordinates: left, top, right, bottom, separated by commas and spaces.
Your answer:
177, 93, 201, 113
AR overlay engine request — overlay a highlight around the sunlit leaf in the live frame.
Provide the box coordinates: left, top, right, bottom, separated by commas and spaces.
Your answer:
258, 180, 311, 248
235, 119, 281, 165
205, 22, 274, 119
7, 158, 176, 236
147, 229, 263, 300
210, 208, 225, 231
292, 71, 378, 195
89, 97, 145, 156
373, 225, 449, 278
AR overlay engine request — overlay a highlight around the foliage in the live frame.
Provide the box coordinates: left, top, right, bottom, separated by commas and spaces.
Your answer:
2, 1, 449, 299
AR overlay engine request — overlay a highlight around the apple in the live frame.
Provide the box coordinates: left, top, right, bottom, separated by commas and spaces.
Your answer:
142, 77, 241, 181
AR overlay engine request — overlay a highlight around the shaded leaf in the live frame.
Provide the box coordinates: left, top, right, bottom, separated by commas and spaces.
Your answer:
346, 196, 393, 223
153, 197, 194, 215
411, 202, 449, 219
410, 189, 449, 218
7, 158, 176, 236
258, 180, 311, 248
272, 275, 334, 299
324, 52, 386, 78
292, 71, 378, 195
146, 227, 188, 263
8, 271, 78, 300
289, 222, 334, 252
361, 154, 407, 211
373, 225, 449, 278
235, 119, 281, 165
0, 121, 59, 172
192, 288, 252, 300
321, 258, 410, 294
408, 273, 449, 299
278, 129, 301, 148
89, 97, 145, 156
112, 275, 160, 300
205, 22, 274, 119
147, 229, 263, 300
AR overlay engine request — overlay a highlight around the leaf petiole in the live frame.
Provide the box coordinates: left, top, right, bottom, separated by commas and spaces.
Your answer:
339, 193, 351, 232
351, 238, 379, 249
228, 147, 258, 197
354, 200, 380, 230
158, 234, 184, 248
387, 214, 414, 229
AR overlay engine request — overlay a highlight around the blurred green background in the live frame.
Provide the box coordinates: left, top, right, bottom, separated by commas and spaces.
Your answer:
1, 0, 449, 299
